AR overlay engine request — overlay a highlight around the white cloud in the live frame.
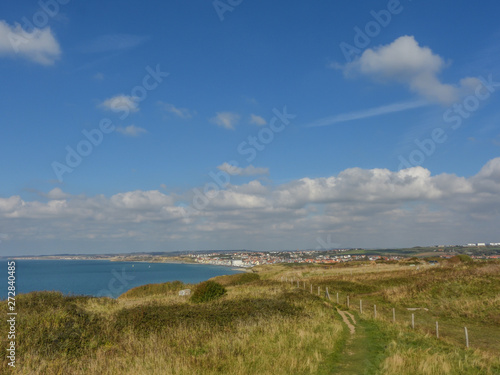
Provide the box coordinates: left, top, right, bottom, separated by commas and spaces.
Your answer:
210, 112, 240, 129
116, 125, 147, 137
158, 102, 195, 119
343, 36, 478, 105
0, 21, 61, 65
217, 162, 269, 176
93, 72, 105, 80
2, 158, 500, 253
100, 95, 139, 113
46, 188, 71, 200
306, 99, 428, 127
249, 114, 267, 126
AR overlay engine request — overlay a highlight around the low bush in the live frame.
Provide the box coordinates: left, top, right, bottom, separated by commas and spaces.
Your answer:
190, 281, 226, 303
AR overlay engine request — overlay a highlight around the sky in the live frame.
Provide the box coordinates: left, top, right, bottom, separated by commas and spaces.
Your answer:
1, 0, 500, 255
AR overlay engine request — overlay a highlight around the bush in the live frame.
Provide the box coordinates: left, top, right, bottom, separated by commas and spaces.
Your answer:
190, 281, 226, 303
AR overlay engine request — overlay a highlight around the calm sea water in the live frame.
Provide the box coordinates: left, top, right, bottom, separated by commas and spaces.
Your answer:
0, 260, 242, 299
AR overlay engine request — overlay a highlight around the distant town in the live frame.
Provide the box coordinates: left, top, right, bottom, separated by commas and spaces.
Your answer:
6, 243, 500, 267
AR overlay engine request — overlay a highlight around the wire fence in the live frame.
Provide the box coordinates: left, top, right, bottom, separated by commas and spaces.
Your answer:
279, 276, 497, 351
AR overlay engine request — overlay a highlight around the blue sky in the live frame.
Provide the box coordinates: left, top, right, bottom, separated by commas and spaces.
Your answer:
1, 0, 500, 255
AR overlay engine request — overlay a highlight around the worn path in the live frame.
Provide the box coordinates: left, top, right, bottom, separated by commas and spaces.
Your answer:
327, 305, 388, 374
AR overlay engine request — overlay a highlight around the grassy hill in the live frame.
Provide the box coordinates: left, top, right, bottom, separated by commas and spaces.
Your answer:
2, 259, 499, 374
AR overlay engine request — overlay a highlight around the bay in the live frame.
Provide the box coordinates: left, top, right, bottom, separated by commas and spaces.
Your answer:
0, 259, 242, 299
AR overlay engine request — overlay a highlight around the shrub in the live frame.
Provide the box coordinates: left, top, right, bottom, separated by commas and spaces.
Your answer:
190, 281, 226, 303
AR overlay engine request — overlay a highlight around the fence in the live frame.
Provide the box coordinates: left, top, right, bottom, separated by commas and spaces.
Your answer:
280, 276, 473, 349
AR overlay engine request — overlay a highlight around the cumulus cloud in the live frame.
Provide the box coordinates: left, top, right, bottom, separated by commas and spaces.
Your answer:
158, 102, 195, 119
0, 21, 61, 65
343, 36, 478, 105
249, 114, 267, 126
210, 112, 240, 129
100, 95, 139, 113
2, 158, 500, 254
217, 162, 269, 176
116, 125, 148, 137
45, 188, 71, 200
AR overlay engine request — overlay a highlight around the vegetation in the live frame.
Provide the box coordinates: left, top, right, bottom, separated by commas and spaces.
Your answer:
190, 280, 227, 303
1, 261, 499, 374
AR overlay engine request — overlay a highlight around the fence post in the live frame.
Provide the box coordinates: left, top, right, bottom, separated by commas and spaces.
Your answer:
318, 286, 320, 296
310, 284, 312, 294
374, 305, 377, 319
392, 308, 395, 323
326, 287, 330, 300
464, 327, 469, 348
347, 295, 350, 308
411, 313, 415, 329
336, 292, 339, 304
436, 321, 439, 338
360, 300, 362, 314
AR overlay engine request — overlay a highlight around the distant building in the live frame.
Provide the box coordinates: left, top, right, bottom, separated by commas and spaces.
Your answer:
489, 242, 500, 246
232, 259, 244, 267
477, 243, 486, 247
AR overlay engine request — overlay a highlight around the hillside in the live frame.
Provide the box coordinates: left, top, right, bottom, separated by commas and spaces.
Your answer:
1, 259, 500, 374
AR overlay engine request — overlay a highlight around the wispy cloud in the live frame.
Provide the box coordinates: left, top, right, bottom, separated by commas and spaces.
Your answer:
0, 21, 61, 65
217, 162, 269, 176
306, 100, 429, 128
100, 95, 140, 113
116, 125, 148, 137
249, 114, 267, 126
78, 34, 149, 54
158, 101, 195, 119
210, 112, 240, 130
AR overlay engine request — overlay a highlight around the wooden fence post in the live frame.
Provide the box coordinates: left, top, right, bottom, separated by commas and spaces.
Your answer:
336, 292, 339, 304
374, 305, 377, 319
360, 300, 362, 314
392, 308, 395, 323
411, 313, 415, 329
436, 321, 439, 338
318, 286, 320, 296
347, 295, 350, 308
465, 327, 469, 348
326, 287, 330, 300
310, 284, 313, 294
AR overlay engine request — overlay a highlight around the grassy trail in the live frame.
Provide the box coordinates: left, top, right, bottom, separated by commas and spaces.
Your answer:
327, 307, 388, 375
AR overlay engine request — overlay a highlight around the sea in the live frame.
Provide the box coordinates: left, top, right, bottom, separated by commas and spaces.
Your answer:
0, 259, 243, 299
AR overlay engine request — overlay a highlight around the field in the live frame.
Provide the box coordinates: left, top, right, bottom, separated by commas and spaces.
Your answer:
1, 258, 499, 374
